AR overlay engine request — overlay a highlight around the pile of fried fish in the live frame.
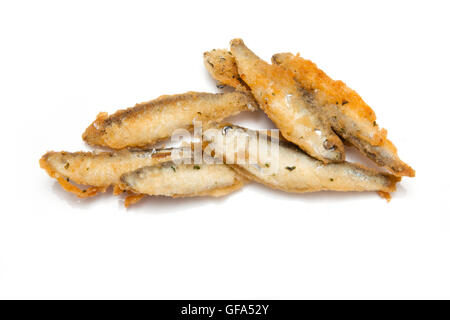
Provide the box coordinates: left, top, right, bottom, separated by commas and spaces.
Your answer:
40, 39, 414, 206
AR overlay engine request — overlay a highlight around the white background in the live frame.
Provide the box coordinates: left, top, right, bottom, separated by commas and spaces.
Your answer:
1, 0, 449, 299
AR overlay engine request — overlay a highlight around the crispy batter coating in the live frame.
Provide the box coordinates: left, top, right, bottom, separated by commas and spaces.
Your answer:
229, 39, 345, 163
83, 91, 257, 149
345, 135, 414, 177
40, 147, 244, 203
271, 53, 414, 177
39, 40, 413, 207
119, 162, 245, 198
40, 148, 179, 198
203, 49, 248, 91
272, 52, 385, 145
204, 124, 400, 198
204, 45, 414, 177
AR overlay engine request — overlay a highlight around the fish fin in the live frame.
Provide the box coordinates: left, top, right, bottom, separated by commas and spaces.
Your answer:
124, 194, 146, 207
378, 191, 391, 202
56, 176, 106, 198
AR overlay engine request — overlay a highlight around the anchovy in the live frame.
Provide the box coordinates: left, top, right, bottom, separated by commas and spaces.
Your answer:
229, 39, 345, 163
83, 91, 256, 149
120, 162, 245, 198
203, 46, 414, 177
272, 52, 414, 177
204, 124, 399, 199
40, 148, 180, 198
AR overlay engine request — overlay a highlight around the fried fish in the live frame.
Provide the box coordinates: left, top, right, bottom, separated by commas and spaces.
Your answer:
120, 162, 245, 198
229, 39, 345, 163
40, 148, 179, 198
83, 91, 257, 149
203, 46, 414, 177
272, 53, 384, 145
271, 52, 414, 177
39, 40, 413, 207
203, 124, 399, 199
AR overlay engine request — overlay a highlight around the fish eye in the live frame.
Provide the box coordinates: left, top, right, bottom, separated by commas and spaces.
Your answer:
222, 125, 233, 135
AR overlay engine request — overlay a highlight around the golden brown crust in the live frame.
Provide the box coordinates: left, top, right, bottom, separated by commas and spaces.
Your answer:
205, 124, 400, 198
229, 39, 345, 163
272, 53, 414, 176
203, 49, 249, 91
39, 148, 178, 198
56, 176, 106, 198
203, 46, 414, 177
40, 154, 108, 198
113, 185, 124, 195
272, 52, 386, 144
82, 91, 256, 149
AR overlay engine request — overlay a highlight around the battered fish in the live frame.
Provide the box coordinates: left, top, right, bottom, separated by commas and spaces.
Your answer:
120, 162, 245, 198
203, 47, 414, 177
40, 148, 180, 198
83, 91, 257, 149
272, 53, 385, 145
272, 53, 414, 177
203, 124, 399, 199
229, 39, 345, 163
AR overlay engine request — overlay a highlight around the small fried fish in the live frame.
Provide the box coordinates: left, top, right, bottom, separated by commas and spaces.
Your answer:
229, 39, 345, 163
40, 148, 180, 198
203, 47, 414, 177
271, 52, 414, 177
83, 91, 256, 149
204, 124, 399, 199
120, 163, 245, 198
272, 52, 385, 145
